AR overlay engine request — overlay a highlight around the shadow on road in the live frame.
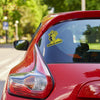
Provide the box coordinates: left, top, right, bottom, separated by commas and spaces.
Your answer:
0, 80, 5, 99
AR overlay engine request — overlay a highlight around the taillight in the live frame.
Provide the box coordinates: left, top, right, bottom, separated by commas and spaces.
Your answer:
8, 44, 54, 99
78, 81, 100, 99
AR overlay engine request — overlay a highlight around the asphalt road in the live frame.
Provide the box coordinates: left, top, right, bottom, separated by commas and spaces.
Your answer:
0, 44, 26, 99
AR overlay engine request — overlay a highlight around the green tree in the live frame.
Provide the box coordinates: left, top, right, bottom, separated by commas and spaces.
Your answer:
43, 0, 81, 13
0, 0, 7, 36
43, 0, 100, 13
84, 25, 100, 43
86, 0, 100, 10
18, 0, 48, 37
0, 0, 48, 39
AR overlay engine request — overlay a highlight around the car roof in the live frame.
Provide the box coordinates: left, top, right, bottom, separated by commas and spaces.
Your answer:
36, 11, 100, 39
41, 10, 100, 26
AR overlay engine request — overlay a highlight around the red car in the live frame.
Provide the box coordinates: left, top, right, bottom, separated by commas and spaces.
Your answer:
2, 10, 100, 100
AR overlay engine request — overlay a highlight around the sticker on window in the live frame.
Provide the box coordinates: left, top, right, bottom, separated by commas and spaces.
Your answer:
47, 30, 62, 47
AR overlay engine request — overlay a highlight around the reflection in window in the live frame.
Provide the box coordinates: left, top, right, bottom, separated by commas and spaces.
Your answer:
38, 19, 100, 63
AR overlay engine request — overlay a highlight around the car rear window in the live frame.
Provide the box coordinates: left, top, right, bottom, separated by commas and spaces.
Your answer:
38, 19, 100, 63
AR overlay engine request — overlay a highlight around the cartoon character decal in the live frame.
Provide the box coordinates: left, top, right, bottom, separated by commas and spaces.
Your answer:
47, 30, 62, 47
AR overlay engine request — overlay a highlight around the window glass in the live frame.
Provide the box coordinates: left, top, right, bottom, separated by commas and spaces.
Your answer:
39, 19, 100, 63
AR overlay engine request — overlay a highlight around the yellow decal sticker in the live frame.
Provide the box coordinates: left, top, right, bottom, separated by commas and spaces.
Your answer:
47, 30, 62, 47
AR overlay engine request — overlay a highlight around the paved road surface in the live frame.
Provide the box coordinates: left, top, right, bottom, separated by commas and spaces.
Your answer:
0, 44, 26, 99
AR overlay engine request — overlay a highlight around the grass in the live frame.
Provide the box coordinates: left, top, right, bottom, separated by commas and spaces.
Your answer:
89, 43, 100, 50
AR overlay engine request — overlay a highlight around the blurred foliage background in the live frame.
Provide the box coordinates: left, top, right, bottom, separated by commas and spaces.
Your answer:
0, 0, 100, 43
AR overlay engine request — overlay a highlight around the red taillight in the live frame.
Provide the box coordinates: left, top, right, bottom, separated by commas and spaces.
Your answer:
8, 44, 54, 99
78, 81, 100, 99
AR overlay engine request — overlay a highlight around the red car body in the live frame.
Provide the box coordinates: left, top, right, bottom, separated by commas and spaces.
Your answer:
2, 10, 100, 100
